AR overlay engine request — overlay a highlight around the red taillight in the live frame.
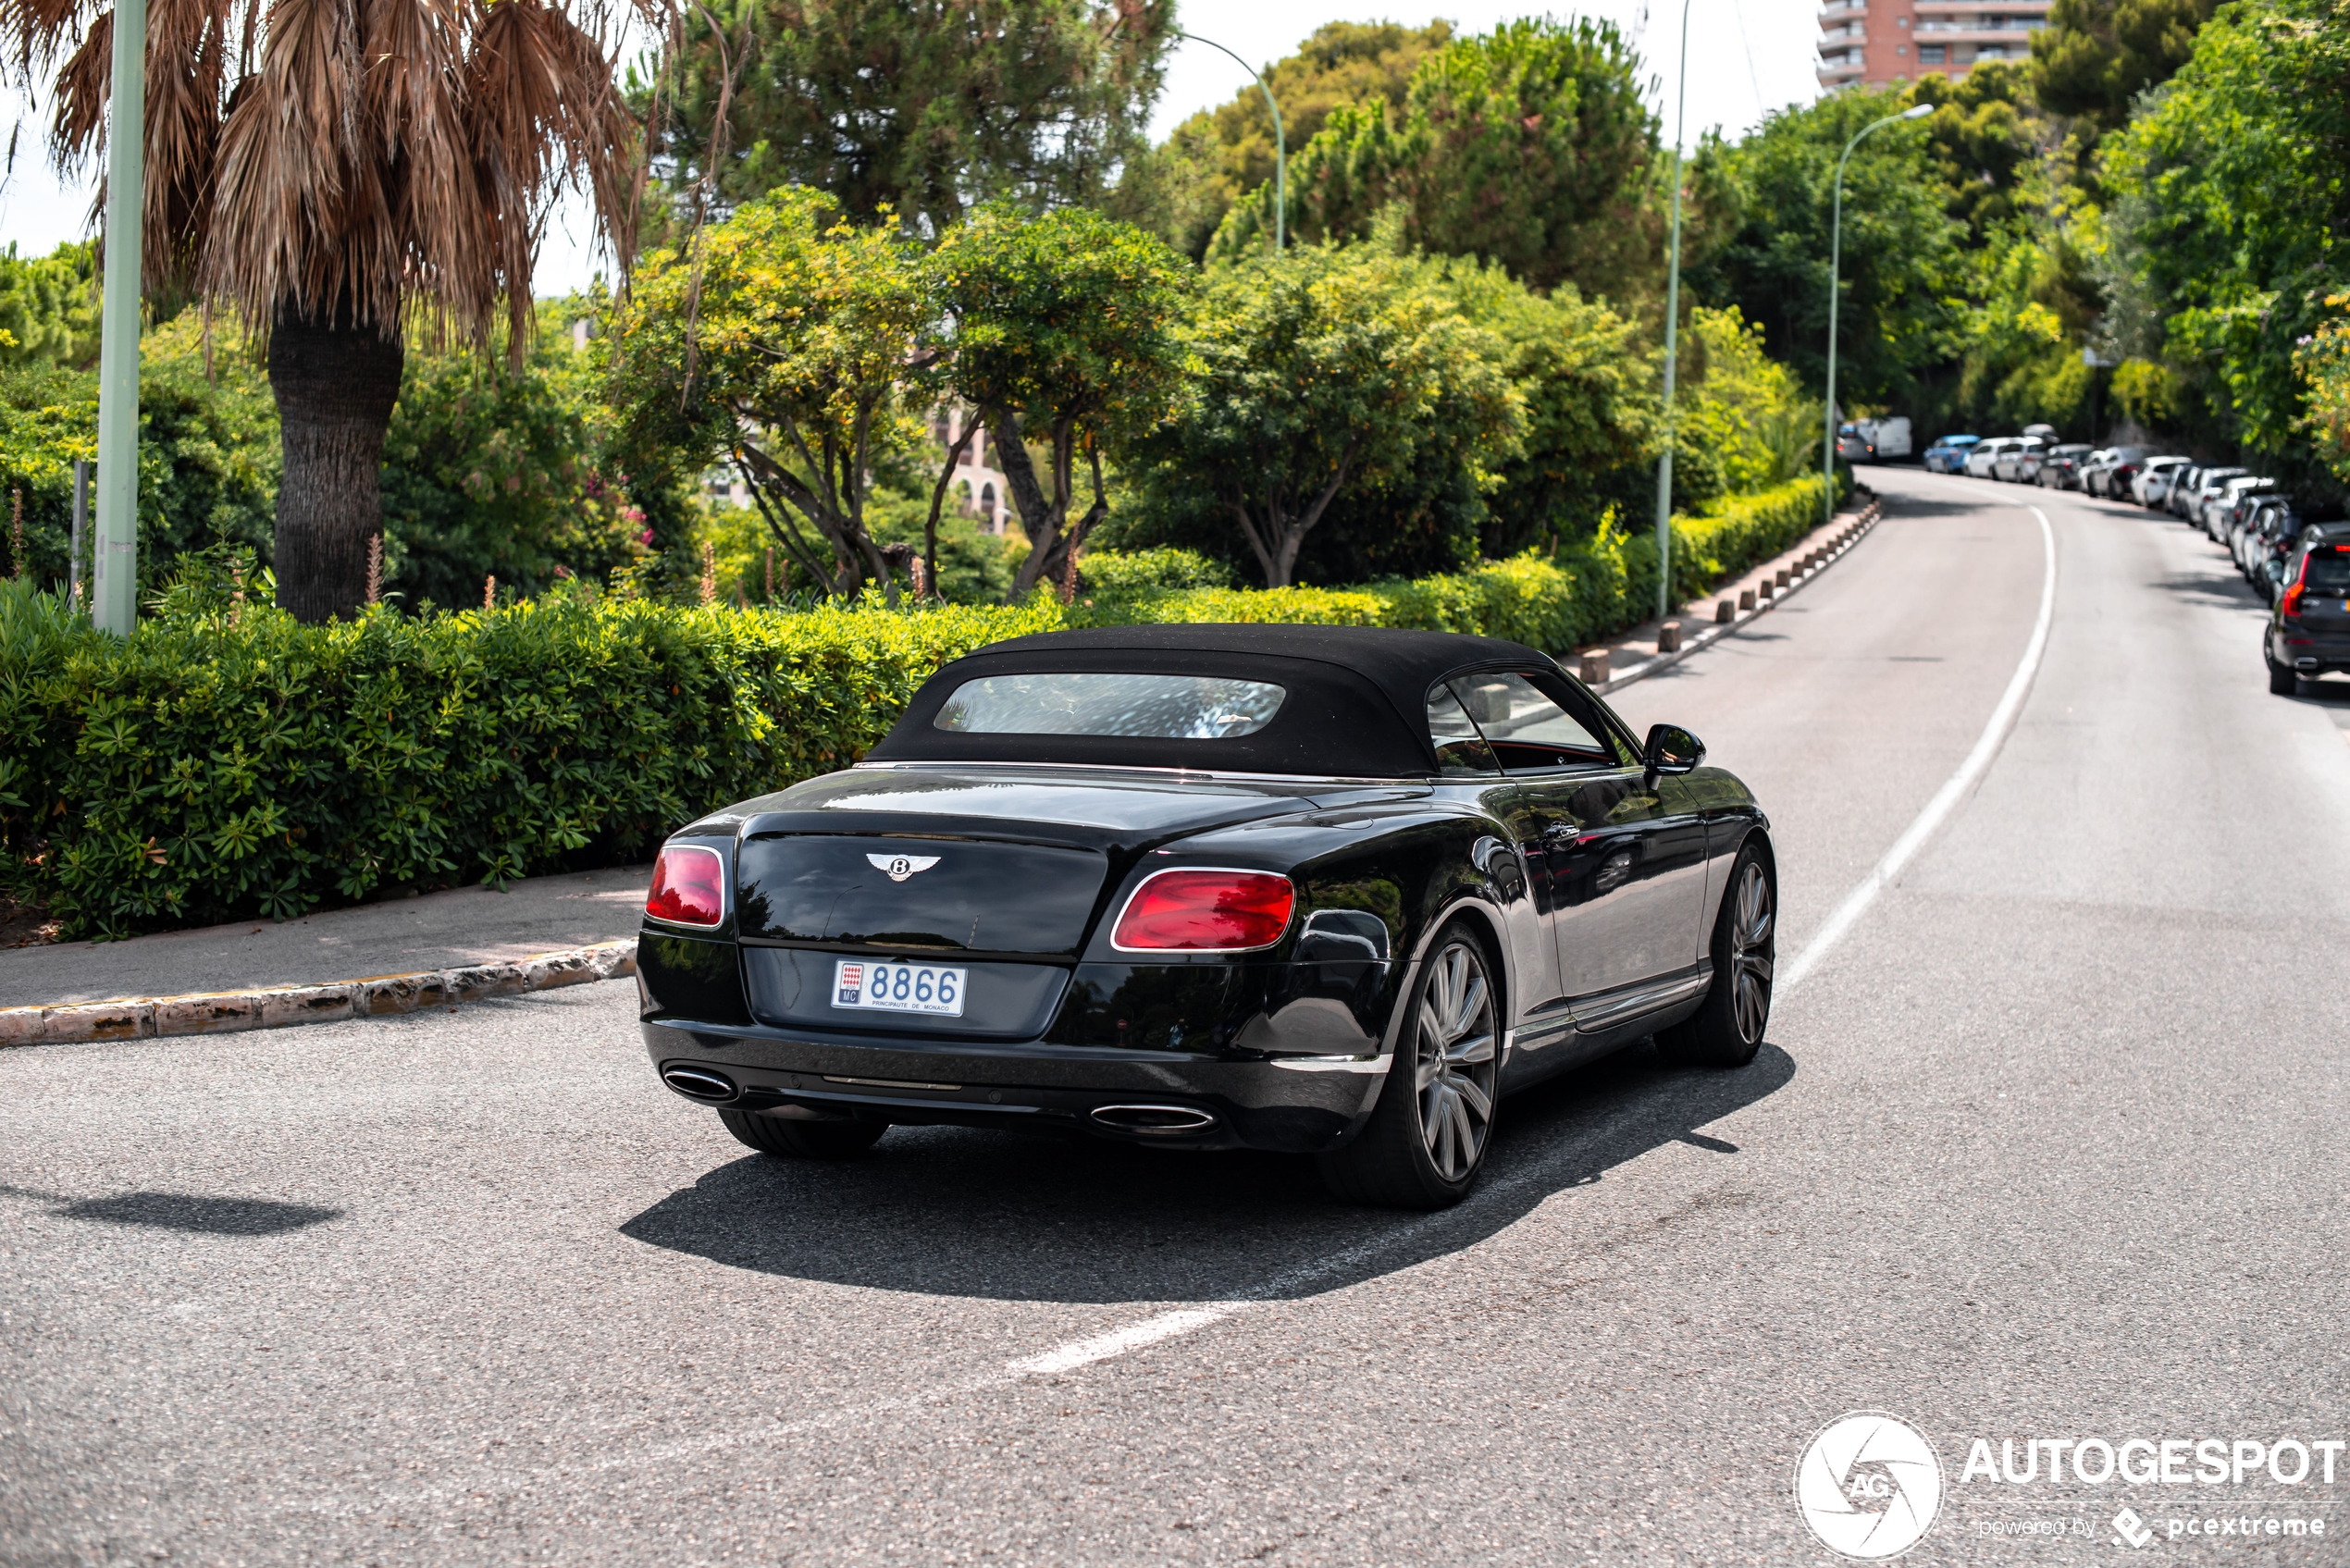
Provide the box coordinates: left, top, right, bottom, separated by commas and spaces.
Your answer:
2281, 561, 2309, 619
647, 844, 726, 928
1111, 869, 1295, 952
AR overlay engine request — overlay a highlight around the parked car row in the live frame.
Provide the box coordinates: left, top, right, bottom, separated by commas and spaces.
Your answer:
1923, 431, 2346, 694
2131, 459, 2348, 696
1924, 427, 2152, 496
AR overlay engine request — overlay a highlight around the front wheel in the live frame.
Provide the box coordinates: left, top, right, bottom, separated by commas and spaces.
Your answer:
1657, 845, 1775, 1068
718, 1107, 888, 1159
1318, 921, 1501, 1209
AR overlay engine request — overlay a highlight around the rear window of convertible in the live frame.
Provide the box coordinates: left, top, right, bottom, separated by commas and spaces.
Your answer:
933, 673, 1289, 739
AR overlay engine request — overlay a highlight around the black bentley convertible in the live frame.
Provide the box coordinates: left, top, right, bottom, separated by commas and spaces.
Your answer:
637, 625, 1775, 1208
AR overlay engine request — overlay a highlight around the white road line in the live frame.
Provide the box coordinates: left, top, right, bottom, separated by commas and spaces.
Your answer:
1777, 500, 2058, 994
1008, 1306, 1235, 1375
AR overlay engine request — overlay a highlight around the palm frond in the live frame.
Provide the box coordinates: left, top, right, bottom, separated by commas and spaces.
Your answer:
6, 0, 649, 352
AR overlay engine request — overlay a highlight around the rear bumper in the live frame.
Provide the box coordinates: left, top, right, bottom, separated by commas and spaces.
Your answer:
2272, 631, 2350, 675
642, 1018, 1389, 1154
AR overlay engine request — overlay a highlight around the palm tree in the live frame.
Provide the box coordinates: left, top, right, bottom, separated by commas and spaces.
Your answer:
4, 0, 642, 620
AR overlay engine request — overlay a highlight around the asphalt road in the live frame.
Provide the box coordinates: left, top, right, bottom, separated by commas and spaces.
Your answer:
6, 467, 2350, 1566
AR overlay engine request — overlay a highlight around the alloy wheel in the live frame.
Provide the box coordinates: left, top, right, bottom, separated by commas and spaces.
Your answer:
1414, 940, 1499, 1181
1729, 860, 1775, 1045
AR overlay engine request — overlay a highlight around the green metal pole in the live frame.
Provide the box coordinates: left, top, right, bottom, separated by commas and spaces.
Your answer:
1652, 0, 1693, 621
1178, 31, 1283, 252
1823, 104, 1932, 531
92, 0, 145, 636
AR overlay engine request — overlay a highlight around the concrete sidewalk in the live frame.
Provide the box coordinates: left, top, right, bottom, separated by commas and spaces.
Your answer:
0, 865, 650, 1010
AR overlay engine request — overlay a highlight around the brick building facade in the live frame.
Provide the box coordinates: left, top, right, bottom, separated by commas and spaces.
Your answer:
1817, 0, 2047, 90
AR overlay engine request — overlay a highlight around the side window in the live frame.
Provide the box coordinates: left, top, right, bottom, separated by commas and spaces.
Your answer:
1450, 673, 1620, 773
1426, 685, 1499, 775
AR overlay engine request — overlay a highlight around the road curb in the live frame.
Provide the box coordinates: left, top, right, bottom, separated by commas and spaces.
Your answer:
0, 939, 638, 1049
1594, 496, 1886, 696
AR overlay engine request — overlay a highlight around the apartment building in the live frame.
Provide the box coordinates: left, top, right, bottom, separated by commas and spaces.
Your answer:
1817, 0, 2048, 89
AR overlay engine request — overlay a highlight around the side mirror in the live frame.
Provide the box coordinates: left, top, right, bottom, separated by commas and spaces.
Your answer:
1643, 723, 1705, 780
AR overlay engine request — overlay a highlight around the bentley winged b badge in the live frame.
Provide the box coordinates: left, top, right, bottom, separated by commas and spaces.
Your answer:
867, 853, 941, 883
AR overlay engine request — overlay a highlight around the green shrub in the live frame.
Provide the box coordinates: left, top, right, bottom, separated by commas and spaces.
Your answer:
0, 576, 1053, 937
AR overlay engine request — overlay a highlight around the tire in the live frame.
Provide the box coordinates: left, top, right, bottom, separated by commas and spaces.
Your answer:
1318, 920, 1502, 1210
717, 1106, 888, 1159
1656, 844, 1775, 1069
2268, 655, 2299, 696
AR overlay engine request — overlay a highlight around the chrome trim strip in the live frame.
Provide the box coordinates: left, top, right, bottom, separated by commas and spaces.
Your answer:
1514, 1013, 1579, 1046
822, 1075, 962, 1092
1267, 1053, 1391, 1074
1570, 965, 1713, 1032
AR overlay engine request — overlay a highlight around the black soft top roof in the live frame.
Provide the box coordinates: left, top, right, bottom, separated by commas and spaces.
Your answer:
866, 623, 1563, 777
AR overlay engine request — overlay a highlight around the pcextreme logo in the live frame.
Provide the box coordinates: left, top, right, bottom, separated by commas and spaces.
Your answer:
1795, 1411, 1946, 1560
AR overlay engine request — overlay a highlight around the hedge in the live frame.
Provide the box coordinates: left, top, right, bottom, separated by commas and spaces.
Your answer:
2, 474, 1840, 938
1079, 472, 1842, 651
0, 584, 1057, 936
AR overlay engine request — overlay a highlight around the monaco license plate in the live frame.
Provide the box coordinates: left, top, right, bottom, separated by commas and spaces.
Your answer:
831, 959, 967, 1018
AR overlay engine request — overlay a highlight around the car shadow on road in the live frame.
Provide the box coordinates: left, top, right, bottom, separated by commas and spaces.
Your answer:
617, 1042, 1795, 1304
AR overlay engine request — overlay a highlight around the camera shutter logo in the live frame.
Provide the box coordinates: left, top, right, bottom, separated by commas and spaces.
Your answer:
867, 853, 941, 883
1794, 1411, 1944, 1560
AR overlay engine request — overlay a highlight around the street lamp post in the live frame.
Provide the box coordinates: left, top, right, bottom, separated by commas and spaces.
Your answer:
1821, 103, 1933, 527
1651, 0, 1695, 621
1175, 31, 1283, 253
91, 0, 146, 634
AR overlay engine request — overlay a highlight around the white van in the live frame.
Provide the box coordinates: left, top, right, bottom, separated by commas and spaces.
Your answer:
1854, 417, 1912, 460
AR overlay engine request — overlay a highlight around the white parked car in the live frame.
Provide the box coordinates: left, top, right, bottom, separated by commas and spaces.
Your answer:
1993, 438, 2047, 482
1966, 438, 2017, 478
2132, 456, 2190, 506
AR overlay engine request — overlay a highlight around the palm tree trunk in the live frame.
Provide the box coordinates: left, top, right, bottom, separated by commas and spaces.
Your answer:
268, 302, 404, 622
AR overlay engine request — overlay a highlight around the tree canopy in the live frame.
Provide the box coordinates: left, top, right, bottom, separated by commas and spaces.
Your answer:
647, 0, 1172, 236
1691, 86, 1964, 412
1209, 19, 1664, 302
2030, 0, 2219, 128
1114, 237, 1523, 588
1107, 19, 1452, 261
0, 241, 100, 370
928, 202, 1195, 597
2102, 0, 2350, 461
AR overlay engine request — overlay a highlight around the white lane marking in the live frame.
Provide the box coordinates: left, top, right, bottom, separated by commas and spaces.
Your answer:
1008, 1306, 1233, 1375
1778, 501, 2058, 994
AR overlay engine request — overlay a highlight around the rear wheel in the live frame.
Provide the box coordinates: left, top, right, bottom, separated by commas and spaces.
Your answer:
1318, 921, 1500, 1209
2268, 652, 2300, 696
1657, 845, 1775, 1068
718, 1107, 888, 1159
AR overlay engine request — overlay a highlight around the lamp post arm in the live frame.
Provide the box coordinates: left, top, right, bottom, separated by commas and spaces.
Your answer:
1177, 31, 1284, 253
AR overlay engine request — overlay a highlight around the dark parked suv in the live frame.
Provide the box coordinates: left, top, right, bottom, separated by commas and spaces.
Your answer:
2267, 527, 2350, 693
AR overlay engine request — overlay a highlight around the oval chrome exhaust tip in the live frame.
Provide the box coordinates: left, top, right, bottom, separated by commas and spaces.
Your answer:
1090, 1104, 1218, 1135
661, 1065, 739, 1103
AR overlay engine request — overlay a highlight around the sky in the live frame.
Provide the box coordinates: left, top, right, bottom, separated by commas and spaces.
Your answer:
0, 2, 1822, 297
